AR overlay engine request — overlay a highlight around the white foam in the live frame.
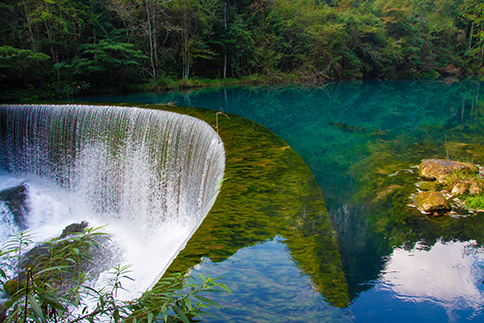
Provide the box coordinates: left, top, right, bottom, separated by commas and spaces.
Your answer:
0, 104, 225, 300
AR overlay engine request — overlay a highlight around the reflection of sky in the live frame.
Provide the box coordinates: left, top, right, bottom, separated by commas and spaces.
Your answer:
189, 236, 351, 322
364, 240, 484, 322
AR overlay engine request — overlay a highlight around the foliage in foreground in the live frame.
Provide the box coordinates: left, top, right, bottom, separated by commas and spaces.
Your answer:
0, 229, 229, 322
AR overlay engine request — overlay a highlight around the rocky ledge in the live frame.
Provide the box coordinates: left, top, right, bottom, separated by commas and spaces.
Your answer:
411, 158, 484, 216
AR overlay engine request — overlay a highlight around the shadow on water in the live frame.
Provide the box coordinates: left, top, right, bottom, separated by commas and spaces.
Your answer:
73, 78, 484, 321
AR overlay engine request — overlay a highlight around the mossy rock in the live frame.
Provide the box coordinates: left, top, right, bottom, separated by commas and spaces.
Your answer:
469, 181, 484, 195
418, 181, 441, 191
448, 178, 484, 196
419, 159, 478, 183
413, 191, 450, 214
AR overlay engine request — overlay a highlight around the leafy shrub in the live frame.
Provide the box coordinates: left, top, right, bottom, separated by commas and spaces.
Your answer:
0, 229, 229, 322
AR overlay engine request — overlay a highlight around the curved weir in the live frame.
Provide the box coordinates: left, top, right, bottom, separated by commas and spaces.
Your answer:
0, 104, 225, 297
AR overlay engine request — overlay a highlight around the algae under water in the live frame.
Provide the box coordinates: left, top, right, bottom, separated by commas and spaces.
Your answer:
74, 78, 484, 322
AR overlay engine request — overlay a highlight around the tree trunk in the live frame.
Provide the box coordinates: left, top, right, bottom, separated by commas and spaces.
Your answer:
146, 0, 157, 78
182, 3, 189, 79
469, 23, 474, 52
223, 1, 227, 79
22, 0, 35, 50
183, 33, 190, 79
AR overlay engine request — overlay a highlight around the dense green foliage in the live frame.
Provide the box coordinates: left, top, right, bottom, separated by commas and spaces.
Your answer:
0, 229, 230, 322
0, 0, 483, 99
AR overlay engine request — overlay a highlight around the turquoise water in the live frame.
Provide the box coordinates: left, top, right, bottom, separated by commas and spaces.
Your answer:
77, 79, 484, 322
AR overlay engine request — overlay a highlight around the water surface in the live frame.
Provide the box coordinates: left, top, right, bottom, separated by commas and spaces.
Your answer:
77, 79, 484, 321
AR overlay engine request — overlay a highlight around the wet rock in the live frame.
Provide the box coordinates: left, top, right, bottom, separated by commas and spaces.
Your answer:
451, 181, 468, 196
419, 159, 478, 183
469, 181, 483, 195
417, 181, 440, 191
17, 222, 90, 270
413, 191, 450, 214
0, 303, 6, 323
60, 221, 89, 238
449, 178, 484, 197
0, 184, 29, 230
11, 221, 116, 295
18, 223, 87, 269
19, 244, 51, 273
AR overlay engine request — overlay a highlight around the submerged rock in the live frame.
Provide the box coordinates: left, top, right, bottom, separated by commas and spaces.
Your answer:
328, 122, 388, 136
413, 191, 450, 214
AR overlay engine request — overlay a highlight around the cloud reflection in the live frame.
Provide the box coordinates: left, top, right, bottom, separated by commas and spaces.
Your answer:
381, 240, 484, 319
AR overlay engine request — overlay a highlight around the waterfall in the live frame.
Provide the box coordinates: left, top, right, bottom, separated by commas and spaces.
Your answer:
0, 104, 225, 297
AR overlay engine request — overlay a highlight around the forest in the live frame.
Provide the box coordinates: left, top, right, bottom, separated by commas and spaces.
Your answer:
0, 0, 483, 100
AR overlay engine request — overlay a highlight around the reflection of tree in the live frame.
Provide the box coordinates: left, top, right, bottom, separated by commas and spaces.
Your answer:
161, 105, 350, 307
330, 205, 385, 298
94, 79, 484, 305
202, 79, 484, 301
340, 84, 484, 296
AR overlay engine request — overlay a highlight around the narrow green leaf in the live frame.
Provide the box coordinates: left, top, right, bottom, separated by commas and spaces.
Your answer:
172, 304, 190, 323
216, 282, 231, 294
34, 265, 69, 276
185, 297, 192, 311
34, 288, 66, 311
162, 305, 169, 322
194, 295, 223, 308
28, 295, 46, 322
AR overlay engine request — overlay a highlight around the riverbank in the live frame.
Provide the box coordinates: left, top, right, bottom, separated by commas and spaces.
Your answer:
0, 73, 317, 103
4, 71, 482, 104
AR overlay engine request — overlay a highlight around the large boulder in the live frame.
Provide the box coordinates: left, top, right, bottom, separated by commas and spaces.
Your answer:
419, 159, 478, 183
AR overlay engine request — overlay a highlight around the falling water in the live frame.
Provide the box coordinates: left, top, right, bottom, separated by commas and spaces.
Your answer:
0, 104, 225, 298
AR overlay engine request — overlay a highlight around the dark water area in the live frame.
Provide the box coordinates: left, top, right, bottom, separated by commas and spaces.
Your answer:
75, 78, 484, 322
